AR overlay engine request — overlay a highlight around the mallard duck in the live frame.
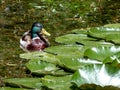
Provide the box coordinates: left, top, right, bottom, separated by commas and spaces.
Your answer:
20, 22, 50, 52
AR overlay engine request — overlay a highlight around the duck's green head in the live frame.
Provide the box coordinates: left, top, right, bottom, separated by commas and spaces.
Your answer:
30, 22, 50, 38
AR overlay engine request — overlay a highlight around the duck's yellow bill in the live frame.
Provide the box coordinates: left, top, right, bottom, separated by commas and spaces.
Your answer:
41, 28, 51, 36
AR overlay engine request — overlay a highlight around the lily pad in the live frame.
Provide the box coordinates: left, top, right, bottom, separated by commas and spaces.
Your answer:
45, 45, 85, 58
4, 78, 42, 89
0, 87, 29, 90
41, 75, 72, 90
103, 52, 120, 65
20, 45, 89, 66
88, 27, 120, 42
71, 64, 120, 89
55, 34, 96, 45
84, 46, 120, 61
26, 59, 70, 76
55, 34, 113, 46
20, 51, 60, 65
105, 34, 120, 45
104, 23, 120, 28
57, 57, 102, 71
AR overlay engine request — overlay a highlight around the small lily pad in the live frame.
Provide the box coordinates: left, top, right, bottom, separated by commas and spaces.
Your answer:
26, 59, 70, 76
105, 34, 120, 45
41, 75, 72, 90
4, 78, 42, 89
103, 52, 120, 65
20, 51, 60, 65
0, 87, 29, 90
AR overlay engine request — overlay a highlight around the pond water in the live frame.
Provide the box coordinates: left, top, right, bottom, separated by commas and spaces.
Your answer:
0, 0, 55, 86
0, 0, 74, 86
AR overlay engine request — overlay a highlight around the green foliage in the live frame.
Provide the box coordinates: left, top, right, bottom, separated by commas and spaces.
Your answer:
4, 78, 42, 89
41, 75, 72, 90
84, 46, 120, 61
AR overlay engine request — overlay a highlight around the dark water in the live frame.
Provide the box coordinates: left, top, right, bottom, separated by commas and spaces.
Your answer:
0, 0, 69, 82
0, 1, 51, 86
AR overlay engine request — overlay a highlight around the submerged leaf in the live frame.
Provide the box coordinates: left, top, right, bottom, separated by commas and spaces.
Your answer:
71, 64, 120, 88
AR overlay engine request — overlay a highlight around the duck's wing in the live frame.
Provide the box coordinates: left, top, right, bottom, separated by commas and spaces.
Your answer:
20, 31, 31, 50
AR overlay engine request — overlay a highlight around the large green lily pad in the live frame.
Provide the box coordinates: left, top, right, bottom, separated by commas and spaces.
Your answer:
45, 45, 85, 57
88, 26, 120, 45
4, 78, 42, 89
57, 57, 102, 71
84, 46, 120, 61
55, 34, 113, 46
41, 75, 72, 90
71, 64, 120, 89
26, 59, 70, 76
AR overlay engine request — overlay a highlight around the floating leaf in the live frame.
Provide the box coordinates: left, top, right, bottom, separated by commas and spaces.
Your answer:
20, 51, 60, 65
57, 57, 102, 71
105, 34, 120, 45
20, 45, 86, 68
71, 64, 120, 89
0, 87, 29, 90
88, 27, 120, 39
26, 59, 70, 76
55, 34, 96, 45
103, 52, 120, 65
4, 78, 42, 89
41, 75, 72, 90
55, 34, 113, 46
45, 45, 85, 58
104, 23, 120, 28
84, 46, 120, 61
